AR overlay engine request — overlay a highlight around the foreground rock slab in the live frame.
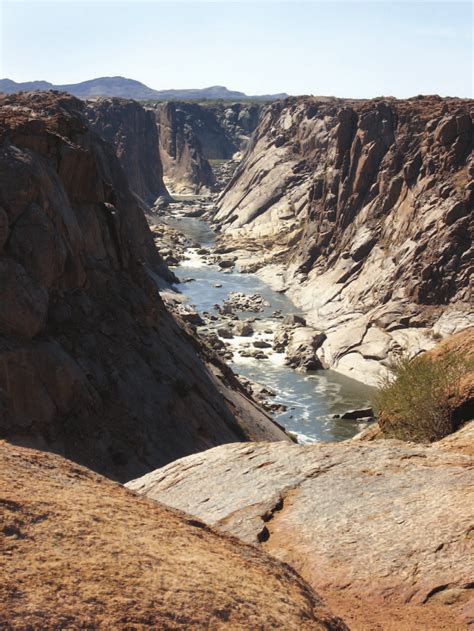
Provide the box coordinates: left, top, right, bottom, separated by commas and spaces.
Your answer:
128, 423, 474, 630
0, 441, 347, 630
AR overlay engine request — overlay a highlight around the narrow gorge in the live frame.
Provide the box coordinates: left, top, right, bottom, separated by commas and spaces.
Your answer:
1, 84, 472, 631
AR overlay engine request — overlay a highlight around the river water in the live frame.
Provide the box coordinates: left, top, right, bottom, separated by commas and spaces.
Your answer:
165, 214, 375, 443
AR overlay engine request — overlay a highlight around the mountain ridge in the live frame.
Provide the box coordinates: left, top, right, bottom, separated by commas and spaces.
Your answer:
0, 76, 288, 101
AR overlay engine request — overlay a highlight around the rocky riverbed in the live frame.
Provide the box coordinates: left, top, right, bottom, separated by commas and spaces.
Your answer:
149, 200, 376, 443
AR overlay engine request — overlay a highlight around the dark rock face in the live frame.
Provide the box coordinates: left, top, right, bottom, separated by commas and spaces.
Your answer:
177, 102, 261, 160
155, 101, 261, 193
0, 91, 288, 482
85, 97, 169, 204
155, 102, 215, 194
216, 95, 474, 383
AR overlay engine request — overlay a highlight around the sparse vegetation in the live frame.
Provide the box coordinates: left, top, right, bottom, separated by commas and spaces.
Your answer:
375, 351, 473, 442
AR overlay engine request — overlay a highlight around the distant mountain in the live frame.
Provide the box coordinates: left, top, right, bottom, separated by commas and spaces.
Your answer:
0, 79, 54, 92
0, 77, 288, 102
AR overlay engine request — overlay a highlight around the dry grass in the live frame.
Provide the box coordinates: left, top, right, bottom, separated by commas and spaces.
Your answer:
0, 441, 343, 630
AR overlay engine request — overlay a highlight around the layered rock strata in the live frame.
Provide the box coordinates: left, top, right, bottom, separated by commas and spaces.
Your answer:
0, 91, 288, 482
0, 440, 347, 630
86, 96, 169, 204
215, 96, 474, 384
128, 421, 474, 630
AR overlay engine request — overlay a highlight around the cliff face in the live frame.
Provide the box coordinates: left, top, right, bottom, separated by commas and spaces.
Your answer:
155, 101, 261, 193
86, 96, 169, 203
155, 101, 215, 194
0, 91, 288, 482
216, 96, 473, 384
0, 441, 347, 630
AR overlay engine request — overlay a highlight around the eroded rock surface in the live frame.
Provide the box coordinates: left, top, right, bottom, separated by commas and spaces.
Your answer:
128, 423, 474, 630
155, 101, 215, 194
155, 101, 261, 193
215, 96, 474, 384
86, 96, 169, 203
0, 441, 346, 630
0, 91, 288, 482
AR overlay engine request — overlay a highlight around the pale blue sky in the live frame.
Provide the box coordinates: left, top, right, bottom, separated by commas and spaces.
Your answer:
1, 1, 472, 98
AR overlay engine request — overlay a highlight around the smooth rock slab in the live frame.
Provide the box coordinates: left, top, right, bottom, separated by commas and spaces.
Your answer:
128, 423, 474, 630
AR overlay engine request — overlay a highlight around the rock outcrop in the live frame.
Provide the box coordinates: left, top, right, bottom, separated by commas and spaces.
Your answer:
155, 101, 261, 193
0, 91, 288, 482
128, 421, 474, 630
155, 101, 215, 193
215, 96, 474, 384
0, 440, 346, 630
86, 97, 169, 204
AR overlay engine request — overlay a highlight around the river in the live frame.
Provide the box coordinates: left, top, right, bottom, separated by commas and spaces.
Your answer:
165, 213, 376, 443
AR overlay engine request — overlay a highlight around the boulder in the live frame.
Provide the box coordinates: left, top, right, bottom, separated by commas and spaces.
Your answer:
218, 257, 236, 269
232, 320, 254, 336
175, 306, 204, 326
273, 324, 291, 352
283, 314, 307, 326
286, 327, 326, 370
434, 115, 458, 145
253, 339, 272, 348
217, 326, 234, 339
340, 407, 374, 420
222, 292, 270, 313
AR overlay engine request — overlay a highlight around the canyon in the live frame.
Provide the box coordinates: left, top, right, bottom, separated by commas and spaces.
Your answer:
214, 95, 473, 385
155, 100, 261, 193
0, 91, 287, 484
0, 87, 472, 630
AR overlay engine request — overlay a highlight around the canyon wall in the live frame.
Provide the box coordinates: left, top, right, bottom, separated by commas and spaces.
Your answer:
0, 91, 288, 482
155, 101, 215, 194
216, 96, 473, 384
86, 96, 169, 204
155, 101, 261, 193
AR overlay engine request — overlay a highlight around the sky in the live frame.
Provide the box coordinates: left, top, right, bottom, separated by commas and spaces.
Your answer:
0, 0, 472, 98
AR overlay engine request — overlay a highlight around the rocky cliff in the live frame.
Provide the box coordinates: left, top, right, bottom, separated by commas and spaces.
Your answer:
0, 91, 288, 482
128, 420, 474, 630
215, 96, 473, 384
155, 101, 261, 193
85, 96, 169, 204
0, 440, 346, 630
155, 101, 215, 194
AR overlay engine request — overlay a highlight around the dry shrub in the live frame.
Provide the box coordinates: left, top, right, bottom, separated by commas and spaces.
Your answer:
376, 351, 473, 442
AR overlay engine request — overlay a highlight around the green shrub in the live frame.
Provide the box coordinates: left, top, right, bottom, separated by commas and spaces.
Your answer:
375, 351, 473, 442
